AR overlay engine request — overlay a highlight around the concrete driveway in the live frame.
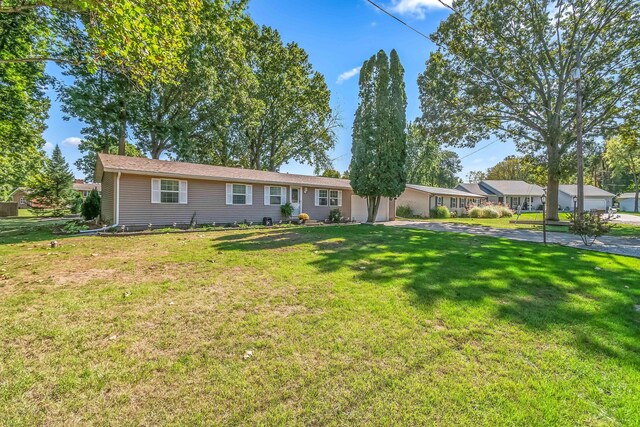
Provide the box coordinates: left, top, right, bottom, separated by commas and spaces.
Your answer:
610, 213, 640, 225
386, 220, 640, 258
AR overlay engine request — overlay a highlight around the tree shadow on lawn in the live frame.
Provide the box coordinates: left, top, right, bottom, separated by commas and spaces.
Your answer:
211, 225, 640, 367
0, 217, 71, 245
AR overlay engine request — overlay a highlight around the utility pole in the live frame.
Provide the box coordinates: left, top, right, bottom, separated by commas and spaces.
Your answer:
573, 50, 584, 215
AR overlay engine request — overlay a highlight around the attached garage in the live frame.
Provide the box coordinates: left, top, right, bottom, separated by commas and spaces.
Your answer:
557, 185, 614, 211
583, 198, 608, 211
350, 195, 390, 222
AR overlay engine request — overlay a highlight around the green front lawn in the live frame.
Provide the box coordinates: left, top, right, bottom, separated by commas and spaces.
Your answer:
406, 212, 640, 237
1, 225, 639, 425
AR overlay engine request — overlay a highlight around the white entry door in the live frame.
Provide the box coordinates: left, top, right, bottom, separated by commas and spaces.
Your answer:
290, 187, 302, 216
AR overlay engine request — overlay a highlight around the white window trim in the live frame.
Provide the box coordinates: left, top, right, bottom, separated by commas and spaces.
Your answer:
151, 178, 187, 204
264, 186, 287, 206
226, 183, 253, 205
329, 189, 342, 207
314, 188, 342, 207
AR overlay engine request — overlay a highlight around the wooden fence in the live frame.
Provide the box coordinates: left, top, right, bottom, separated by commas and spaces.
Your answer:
0, 202, 18, 217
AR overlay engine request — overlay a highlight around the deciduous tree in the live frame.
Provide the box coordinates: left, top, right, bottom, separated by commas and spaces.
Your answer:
604, 132, 640, 212
0, 11, 49, 195
0, 0, 202, 83
419, 0, 640, 220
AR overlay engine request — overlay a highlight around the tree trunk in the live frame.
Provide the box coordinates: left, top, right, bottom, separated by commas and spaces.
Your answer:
546, 144, 561, 221
118, 98, 127, 156
118, 113, 126, 156
366, 195, 381, 223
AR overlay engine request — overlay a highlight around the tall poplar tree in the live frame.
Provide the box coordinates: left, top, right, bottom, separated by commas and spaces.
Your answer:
350, 49, 407, 222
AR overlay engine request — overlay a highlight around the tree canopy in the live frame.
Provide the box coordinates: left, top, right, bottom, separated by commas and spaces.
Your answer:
60, 2, 337, 176
604, 126, 640, 212
405, 122, 461, 187
0, 11, 49, 197
418, 0, 640, 220
0, 0, 202, 83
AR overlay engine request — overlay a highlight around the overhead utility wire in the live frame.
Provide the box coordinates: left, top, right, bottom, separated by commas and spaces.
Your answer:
365, 0, 556, 117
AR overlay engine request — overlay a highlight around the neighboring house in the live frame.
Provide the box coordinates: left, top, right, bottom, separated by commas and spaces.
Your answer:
455, 183, 491, 202
617, 192, 639, 212
558, 184, 614, 211
95, 153, 392, 227
8, 188, 31, 209
461, 180, 545, 211
396, 184, 485, 217
73, 180, 102, 199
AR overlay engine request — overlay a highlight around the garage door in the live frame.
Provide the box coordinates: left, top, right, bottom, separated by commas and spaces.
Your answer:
351, 196, 389, 222
584, 198, 607, 211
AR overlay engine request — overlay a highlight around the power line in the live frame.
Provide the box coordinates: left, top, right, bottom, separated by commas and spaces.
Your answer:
365, 0, 431, 40
366, 0, 557, 117
458, 140, 498, 160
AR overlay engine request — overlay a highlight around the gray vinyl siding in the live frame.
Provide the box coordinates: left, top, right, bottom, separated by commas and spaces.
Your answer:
116, 173, 352, 226
100, 172, 115, 224
301, 187, 352, 221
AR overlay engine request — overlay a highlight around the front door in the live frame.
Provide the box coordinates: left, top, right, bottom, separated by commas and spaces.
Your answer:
290, 187, 302, 216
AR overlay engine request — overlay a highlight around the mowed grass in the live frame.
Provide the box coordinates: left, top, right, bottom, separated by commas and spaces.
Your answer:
1, 225, 640, 425
416, 212, 640, 236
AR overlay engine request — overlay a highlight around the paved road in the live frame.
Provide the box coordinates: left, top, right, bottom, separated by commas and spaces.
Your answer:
611, 213, 640, 225
386, 220, 640, 258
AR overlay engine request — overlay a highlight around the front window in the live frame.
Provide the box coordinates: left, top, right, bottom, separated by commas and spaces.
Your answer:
318, 189, 328, 206
233, 184, 247, 205
19, 198, 26, 205
329, 190, 341, 206
269, 186, 284, 205
450, 197, 457, 208
460, 198, 465, 208
160, 179, 180, 203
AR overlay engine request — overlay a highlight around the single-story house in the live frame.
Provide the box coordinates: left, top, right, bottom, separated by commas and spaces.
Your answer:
95, 153, 392, 227
8, 188, 31, 209
458, 180, 544, 211
455, 183, 491, 202
617, 192, 639, 212
73, 180, 102, 199
395, 184, 486, 217
558, 184, 614, 211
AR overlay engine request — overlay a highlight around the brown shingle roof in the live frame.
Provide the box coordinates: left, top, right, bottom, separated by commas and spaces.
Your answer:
73, 182, 102, 192
97, 154, 352, 189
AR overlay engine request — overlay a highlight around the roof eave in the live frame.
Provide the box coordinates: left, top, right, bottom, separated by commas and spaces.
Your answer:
101, 167, 352, 190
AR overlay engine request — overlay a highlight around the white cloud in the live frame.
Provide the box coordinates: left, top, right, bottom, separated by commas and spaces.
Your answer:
63, 137, 82, 146
337, 66, 362, 84
370, 21, 378, 27
389, 0, 450, 19
43, 142, 54, 151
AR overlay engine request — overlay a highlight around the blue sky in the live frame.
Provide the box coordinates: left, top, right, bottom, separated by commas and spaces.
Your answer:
43, 0, 518, 180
